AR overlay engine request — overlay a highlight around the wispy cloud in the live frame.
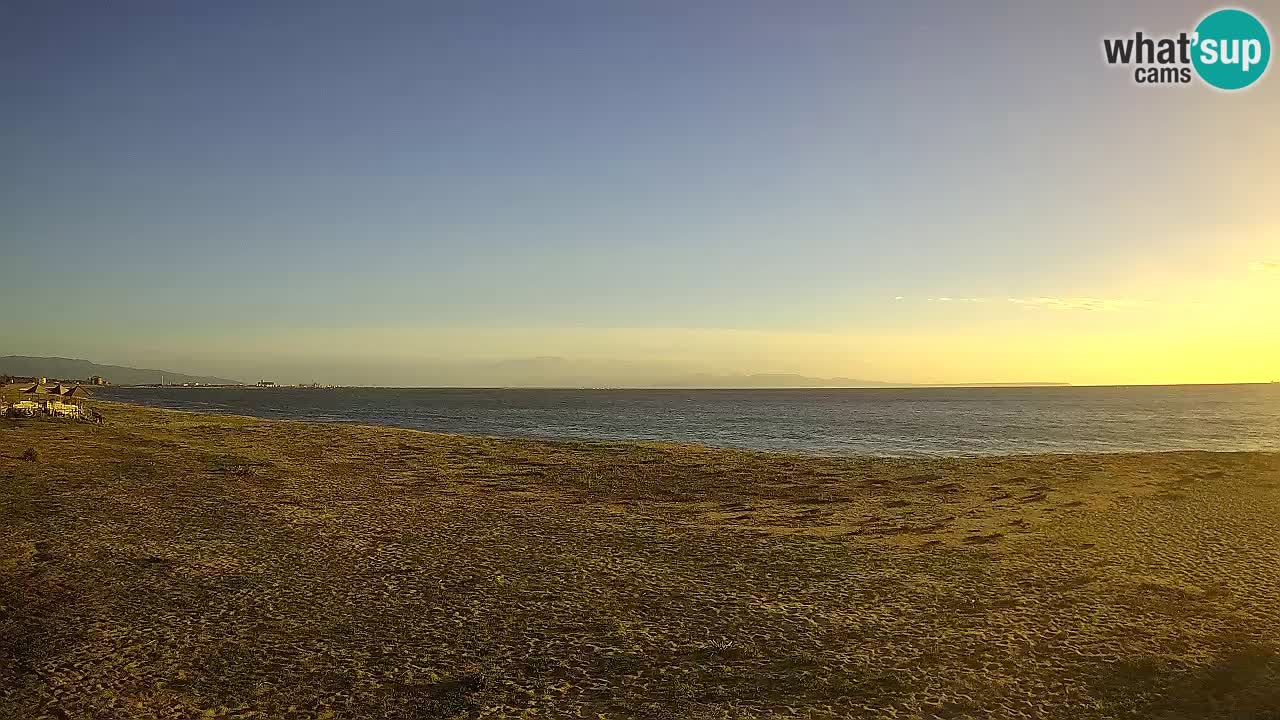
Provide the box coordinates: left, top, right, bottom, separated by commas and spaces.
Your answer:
913, 296, 1151, 311
1006, 297, 1152, 311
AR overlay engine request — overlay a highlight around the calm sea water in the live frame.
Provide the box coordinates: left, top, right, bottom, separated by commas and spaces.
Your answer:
99, 384, 1280, 457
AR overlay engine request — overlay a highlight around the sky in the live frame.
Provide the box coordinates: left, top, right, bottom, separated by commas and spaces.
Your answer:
2, 1, 1277, 386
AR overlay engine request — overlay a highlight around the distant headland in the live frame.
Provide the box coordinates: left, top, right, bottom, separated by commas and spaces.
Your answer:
0, 356, 241, 387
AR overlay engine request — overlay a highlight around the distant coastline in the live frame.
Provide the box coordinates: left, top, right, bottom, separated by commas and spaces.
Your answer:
0, 356, 240, 387
10, 354, 1276, 390
2, 355, 1074, 390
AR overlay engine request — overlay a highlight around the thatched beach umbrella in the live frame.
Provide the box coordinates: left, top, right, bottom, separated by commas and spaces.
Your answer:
63, 385, 93, 406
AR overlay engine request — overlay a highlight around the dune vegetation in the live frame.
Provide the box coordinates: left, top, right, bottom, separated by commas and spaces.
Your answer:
2, 402, 1279, 719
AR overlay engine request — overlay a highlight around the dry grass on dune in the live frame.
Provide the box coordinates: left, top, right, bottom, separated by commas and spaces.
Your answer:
2, 402, 1280, 719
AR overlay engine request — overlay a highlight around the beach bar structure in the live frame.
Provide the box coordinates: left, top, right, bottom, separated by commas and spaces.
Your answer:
13, 382, 91, 418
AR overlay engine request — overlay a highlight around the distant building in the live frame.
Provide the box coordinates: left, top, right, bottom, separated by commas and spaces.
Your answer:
88, 375, 108, 386
257, 380, 276, 388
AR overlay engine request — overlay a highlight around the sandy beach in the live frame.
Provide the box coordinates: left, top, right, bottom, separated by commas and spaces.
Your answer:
2, 402, 1279, 719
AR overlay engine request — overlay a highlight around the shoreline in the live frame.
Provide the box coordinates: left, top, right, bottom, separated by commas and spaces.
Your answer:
94, 393, 1280, 460
3, 403, 1279, 718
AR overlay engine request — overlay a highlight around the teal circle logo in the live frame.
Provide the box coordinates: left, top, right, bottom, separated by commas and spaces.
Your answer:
1193, 9, 1271, 90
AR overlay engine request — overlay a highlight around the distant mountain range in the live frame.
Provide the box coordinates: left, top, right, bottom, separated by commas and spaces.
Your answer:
333, 357, 1068, 388
0, 356, 241, 386
0, 355, 1067, 388
659, 372, 1067, 388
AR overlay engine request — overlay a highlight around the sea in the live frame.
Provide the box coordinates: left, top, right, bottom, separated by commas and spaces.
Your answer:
99, 384, 1280, 457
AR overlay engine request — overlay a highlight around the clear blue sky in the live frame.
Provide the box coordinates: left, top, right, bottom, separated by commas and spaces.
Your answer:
2, 1, 1276, 385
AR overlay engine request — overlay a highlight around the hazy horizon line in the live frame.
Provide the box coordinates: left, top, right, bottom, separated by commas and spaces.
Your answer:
7, 355, 1278, 391
107, 381, 1280, 391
